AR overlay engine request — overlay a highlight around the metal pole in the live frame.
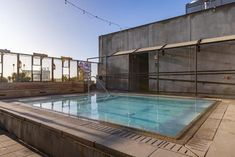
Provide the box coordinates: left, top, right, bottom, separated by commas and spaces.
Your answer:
157, 44, 167, 94
51, 58, 54, 82
40, 57, 43, 82
31, 56, 34, 82
62, 60, 64, 82
17, 54, 20, 82
129, 54, 132, 91
51, 102, 54, 110
157, 51, 160, 94
128, 54, 130, 91
105, 56, 108, 89
87, 59, 90, 95
195, 46, 198, 96
1, 53, 3, 81
77, 61, 79, 81
68, 59, 71, 81
195, 39, 201, 96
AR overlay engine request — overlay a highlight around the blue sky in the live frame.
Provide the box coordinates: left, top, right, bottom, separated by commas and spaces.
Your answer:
0, 0, 190, 61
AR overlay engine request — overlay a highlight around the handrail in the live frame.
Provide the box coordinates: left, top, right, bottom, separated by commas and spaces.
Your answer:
87, 75, 110, 97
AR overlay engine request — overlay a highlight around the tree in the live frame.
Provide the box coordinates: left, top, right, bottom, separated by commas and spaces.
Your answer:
0, 77, 8, 82
9, 72, 31, 82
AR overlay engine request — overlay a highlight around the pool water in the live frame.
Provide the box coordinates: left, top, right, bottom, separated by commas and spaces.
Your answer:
21, 94, 215, 137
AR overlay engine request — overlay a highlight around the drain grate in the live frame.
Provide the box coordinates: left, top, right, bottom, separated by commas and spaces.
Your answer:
186, 138, 212, 156
83, 122, 197, 157
84, 123, 122, 135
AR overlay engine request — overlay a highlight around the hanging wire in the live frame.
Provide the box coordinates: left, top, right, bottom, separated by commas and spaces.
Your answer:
65, 0, 127, 30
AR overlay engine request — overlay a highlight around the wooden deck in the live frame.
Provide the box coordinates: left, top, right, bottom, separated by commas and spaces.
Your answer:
0, 129, 43, 157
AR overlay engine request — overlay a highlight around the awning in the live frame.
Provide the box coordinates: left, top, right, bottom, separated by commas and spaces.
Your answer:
112, 45, 164, 56
111, 34, 235, 56
135, 45, 163, 53
201, 34, 235, 44
112, 49, 137, 56
164, 40, 198, 49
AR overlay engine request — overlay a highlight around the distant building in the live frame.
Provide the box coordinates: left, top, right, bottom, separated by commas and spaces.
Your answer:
186, 0, 235, 14
22, 68, 51, 81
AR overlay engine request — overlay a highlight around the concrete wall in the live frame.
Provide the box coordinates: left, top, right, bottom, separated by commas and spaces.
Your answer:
158, 48, 196, 94
197, 42, 235, 95
0, 108, 112, 157
99, 3, 235, 96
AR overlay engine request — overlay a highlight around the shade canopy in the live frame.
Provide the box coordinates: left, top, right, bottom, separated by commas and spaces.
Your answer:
112, 34, 235, 56
112, 49, 137, 56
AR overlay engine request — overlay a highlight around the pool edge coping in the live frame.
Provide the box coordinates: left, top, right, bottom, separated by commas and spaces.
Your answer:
2, 93, 220, 144
0, 94, 227, 157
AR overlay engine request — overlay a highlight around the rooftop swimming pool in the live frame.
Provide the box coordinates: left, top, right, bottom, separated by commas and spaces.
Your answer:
18, 94, 216, 138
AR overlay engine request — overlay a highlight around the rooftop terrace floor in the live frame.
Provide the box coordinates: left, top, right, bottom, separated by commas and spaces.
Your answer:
0, 94, 234, 157
0, 128, 43, 157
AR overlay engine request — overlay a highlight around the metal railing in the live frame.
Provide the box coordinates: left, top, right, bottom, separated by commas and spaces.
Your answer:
87, 75, 110, 97
0, 49, 90, 83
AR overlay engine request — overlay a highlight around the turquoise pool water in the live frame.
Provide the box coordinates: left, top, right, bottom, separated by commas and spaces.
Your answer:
22, 94, 215, 137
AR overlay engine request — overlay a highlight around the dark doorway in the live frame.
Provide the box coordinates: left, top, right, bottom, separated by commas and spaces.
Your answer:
129, 53, 149, 92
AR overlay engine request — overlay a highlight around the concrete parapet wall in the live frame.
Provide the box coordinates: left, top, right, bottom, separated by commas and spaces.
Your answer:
0, 109, 112, 157
0, 82, 85, 99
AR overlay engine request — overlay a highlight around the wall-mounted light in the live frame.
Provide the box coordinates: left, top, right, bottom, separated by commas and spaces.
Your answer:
212, 6, 216, 12
154, 54, 158, 60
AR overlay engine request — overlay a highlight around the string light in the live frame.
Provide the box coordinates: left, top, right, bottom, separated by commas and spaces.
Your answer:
65, 0, 127, 30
